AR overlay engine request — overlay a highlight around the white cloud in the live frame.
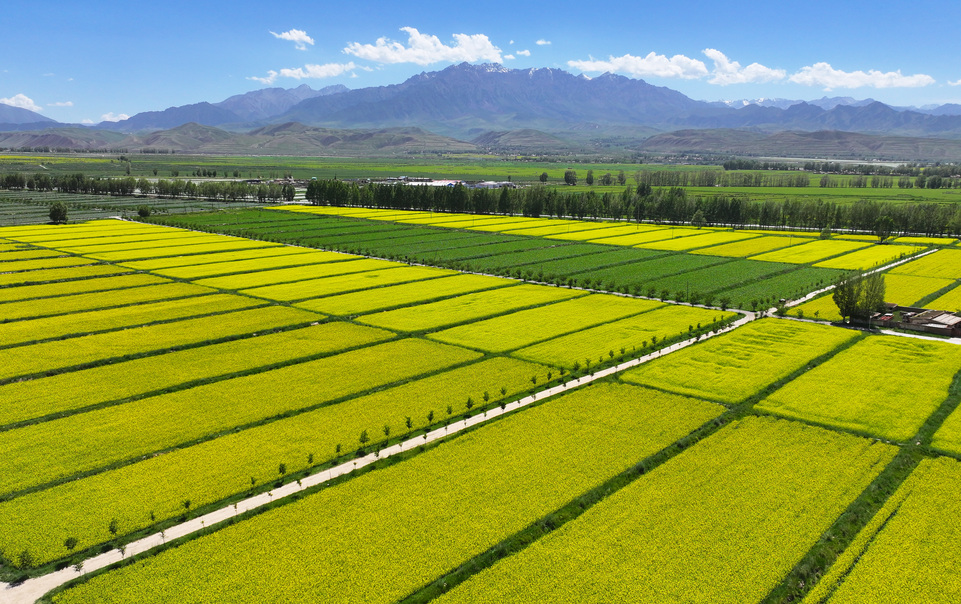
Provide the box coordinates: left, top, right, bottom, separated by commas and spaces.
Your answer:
344, 27, 502, 65
569, 52, 708, 79
517, 49, 531, 57
949, 79, 961, 87
504, 54, 515, 61
47, 101, 74, 107
249, 61, 358, 85
536, 39, 551, 46
270, 29, 315, 51
703, 49, 785, 85
0, 93, 42, 112
789, 62, 935, 90
100, 112, 130, 122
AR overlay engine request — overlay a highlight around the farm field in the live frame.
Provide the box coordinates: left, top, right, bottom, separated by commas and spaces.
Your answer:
927, 283, 961, 312
888, 248, 961, 279
436, 416, 896, 604
788, 273, 957, 321
152, 208, 910, 309
513, 305, 736, 369
47, 383, 724, 604
749, 239, 871, 264
621, 319, 858, 405
813, 243, 924, 270
756, 336, 961, 441
803, 456, 961, 603
2, 209, 960, 604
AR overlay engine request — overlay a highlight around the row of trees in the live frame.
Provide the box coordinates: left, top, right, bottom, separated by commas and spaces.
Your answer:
306, 179, 961, 236
0, 172, 295, 202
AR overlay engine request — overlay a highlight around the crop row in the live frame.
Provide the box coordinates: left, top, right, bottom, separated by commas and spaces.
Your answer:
240, 266, 455, 303
0, 255, 96, 273
294, 273, 512, 316
151, 249, 357, 280
356, 283, 586, 332
0, 263, 131, 287
49, 383, 723, 602
120, 244, 317, 272
0, 292, 254, 348
0, 322, 389, 428
428, 293, 661, 353
0, 338, 475, 497
192, 257, 397, 290
0, 304, 321, 382
437, 416, 896, 603
0, 272, 169, 302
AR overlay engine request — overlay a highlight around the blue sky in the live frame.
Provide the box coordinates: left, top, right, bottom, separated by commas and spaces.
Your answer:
4, 0, 961, 124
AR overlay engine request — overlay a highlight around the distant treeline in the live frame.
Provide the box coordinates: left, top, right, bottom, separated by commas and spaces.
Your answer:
0, 172, 294, 202
306, 179, 961, 236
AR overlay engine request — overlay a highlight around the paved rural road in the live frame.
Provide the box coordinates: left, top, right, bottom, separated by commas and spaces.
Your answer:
1, 310, 755, 603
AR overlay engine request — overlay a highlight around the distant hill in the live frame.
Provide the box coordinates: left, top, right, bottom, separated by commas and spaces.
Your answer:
471, 129, 579, 152
98, 102, 242, 132
215, 84, 347, 121
640, 129, 961, 162
0, 103, 56, 125
275, 63, 719, 138
0, 127, 127, 150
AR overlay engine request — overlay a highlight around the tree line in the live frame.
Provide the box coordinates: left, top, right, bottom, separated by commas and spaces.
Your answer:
306, 179, 961, 236
0, 172, 294, 202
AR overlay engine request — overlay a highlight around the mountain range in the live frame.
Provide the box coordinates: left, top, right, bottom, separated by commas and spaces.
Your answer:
6, 63, 961, 160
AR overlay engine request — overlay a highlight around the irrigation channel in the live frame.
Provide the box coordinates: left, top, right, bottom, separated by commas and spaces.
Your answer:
0, 244, 946, 603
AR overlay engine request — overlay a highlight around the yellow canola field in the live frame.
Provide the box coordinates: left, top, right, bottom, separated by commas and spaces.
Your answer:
436, 417, 896, 604
119, 245, 317, 271
804, 457, 961, 603
757, 336, 961, 441
788, 273, 955, 321
0, 322, 390, 427
295, 273, 512, 316
890, 248, 961, 279
0, 256, 96, 273
49, 384, 723, 602
813, 244, 924, 270
241, 266, 456, 303
514, 305, 736, 369
84, 240, 281, 262
0, 263, 131, 287
926, 284, 961, 312
622, 319, 857, 404
0, 273, 169, 303
0, 356, 548, 565
429, 293, 662, 353
690, 235, 798, 258
153, 250, 359, 280
192, 257, 396, 290
0, 338, 477, 497
0, 292, 255, 347
750, 239, 871, 264
0, 305, 321, 381
636, 230, 758, 252
358, 283, 586, 332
